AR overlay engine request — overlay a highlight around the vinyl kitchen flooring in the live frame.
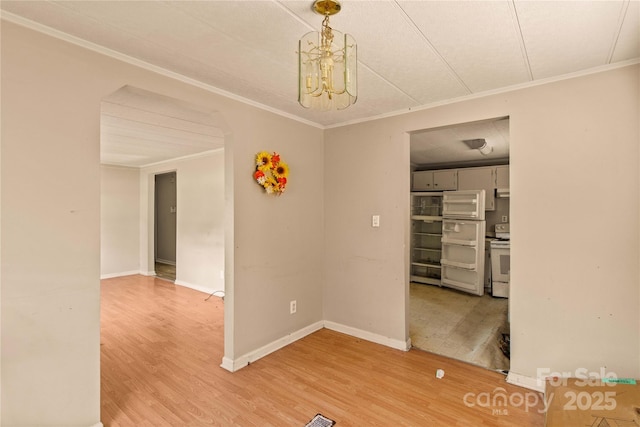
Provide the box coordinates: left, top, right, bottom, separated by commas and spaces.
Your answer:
410, 282, 510, 372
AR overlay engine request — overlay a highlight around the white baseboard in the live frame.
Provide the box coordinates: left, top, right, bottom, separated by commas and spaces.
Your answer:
220, 320, 411, 373
100, 270, 140, 280
506, 371, 546, 393
101, 272, 219, 297
220, 356, 235, 372
324, 320, 412, 351
174, 280, 218, 296
90, 422, 104, 427
220, 321, 324, 372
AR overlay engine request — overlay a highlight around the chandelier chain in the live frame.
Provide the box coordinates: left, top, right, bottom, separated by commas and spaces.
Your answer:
321, 15, 334, 50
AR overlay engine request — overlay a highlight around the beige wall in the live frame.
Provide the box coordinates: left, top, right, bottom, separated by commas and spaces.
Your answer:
1, 21, 324, 425
137, 151, 226, 294
323, 122, 412, 346
324, 64, 640, 384
101, 165, 140, 278
100, 151, 226, 294
1, 23, 103, 426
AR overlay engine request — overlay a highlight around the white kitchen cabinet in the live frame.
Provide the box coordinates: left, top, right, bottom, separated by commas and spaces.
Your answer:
412, 170, 457, 191
457, 167, 496, 211
410, 192, 443, 286
433, 170, 457, 190
412, 171, 434, 191
496, 165, 509, 188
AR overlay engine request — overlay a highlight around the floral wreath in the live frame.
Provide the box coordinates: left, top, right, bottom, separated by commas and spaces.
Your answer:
254, 151, 289, 195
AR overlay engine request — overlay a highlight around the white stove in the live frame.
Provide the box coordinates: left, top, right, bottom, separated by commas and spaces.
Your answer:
495, 223, 510, 239
491, 223, 510, 298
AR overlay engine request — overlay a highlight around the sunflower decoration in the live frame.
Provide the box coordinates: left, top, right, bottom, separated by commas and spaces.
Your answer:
254, 151, 289, 195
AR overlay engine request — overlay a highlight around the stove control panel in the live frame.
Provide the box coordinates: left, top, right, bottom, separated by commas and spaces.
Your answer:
495, 223, 510, 239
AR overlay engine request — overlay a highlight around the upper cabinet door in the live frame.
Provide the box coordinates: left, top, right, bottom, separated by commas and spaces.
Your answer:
412, 171, 433, 191
457, 167, 496, 211
432, 170, 457, 191
496, 165, 509, 188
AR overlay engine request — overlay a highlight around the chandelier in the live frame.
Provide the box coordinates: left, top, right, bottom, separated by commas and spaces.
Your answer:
298, 0, 357, 111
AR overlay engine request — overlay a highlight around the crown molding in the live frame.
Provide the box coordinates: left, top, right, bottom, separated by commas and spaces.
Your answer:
0, 12, 324, 130
327, 58, 640, 129
3, 11, 638, 132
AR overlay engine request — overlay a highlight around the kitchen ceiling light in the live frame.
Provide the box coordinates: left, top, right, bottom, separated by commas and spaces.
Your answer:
464, 138, 493, 156
478, 141, 493, 155
298, 0, 357, 111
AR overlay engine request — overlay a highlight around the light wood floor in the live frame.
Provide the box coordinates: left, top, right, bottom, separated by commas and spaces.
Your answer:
101, 275, 544, 426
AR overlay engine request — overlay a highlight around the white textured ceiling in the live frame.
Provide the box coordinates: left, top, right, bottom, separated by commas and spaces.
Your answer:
411, 117, 511, 169
2, 0, 639, 167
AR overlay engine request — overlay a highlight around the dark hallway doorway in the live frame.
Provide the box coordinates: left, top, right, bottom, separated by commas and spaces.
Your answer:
155, 171, 177, 281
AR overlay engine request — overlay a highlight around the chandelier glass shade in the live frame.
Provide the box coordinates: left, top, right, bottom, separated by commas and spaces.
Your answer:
298, 1, 357, 111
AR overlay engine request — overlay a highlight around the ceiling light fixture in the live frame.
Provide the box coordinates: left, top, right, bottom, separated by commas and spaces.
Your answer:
464, 139, 493, 156
298, 0, 357, 111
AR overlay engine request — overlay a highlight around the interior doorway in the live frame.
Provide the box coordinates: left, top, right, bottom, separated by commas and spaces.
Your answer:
155, 171, 177, 282
408, 117, 510, 373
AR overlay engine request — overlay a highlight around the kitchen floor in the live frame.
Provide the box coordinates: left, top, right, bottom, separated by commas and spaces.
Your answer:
410, 282, 510, 372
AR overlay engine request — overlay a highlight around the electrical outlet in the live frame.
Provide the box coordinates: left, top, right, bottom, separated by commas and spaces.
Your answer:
502, 215, 508, 223
372, 215, 380, 227
290, 300, 297, 314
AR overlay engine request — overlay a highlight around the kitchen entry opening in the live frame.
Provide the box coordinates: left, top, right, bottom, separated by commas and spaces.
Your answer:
408, 117, 510, 373
155, 171, 177, 282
